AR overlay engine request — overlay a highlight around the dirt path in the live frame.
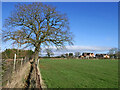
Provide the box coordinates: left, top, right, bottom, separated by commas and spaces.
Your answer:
24, 64, 34, 89
24, 63, 42, 89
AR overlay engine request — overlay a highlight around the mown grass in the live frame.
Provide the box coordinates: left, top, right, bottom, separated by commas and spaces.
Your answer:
39, 59, 118, 88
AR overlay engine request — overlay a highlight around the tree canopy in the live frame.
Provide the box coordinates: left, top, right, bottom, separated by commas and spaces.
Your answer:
3, 3, 73, 61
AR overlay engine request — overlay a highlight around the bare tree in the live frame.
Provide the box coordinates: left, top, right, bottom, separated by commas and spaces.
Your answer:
3, 3, 73, 62
45, 48, 54, 57
109, 48, 118, 55
65, 53, 69, 58
75, 52, 80, 57
108, 48, 118, 58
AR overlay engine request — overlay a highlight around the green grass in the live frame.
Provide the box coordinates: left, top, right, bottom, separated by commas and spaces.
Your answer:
39, 59, 118, 88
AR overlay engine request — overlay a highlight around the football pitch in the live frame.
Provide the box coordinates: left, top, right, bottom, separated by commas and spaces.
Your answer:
39, 59, 118, 88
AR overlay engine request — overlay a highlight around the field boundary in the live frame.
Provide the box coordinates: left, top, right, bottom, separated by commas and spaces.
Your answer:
4, 62, 31, 88
37, 63, 47, 89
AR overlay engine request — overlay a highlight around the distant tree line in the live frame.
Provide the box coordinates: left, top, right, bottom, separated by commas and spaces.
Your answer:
2, 49, 34, 59
108, 48, 118, 59
60, 52, 80, 58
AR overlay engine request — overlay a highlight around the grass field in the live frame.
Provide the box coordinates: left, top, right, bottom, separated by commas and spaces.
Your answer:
39, 59, 118, 88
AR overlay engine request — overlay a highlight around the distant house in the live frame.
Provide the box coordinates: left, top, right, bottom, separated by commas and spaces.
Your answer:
95, 54, 110, 59
103, 54, 110, 58
82, 53, 95, 59
79, 55, 84, 59
95, 54, 103, 58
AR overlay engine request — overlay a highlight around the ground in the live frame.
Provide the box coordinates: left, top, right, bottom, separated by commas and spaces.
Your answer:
39, 59, 118, 88
4, 62, 31, 88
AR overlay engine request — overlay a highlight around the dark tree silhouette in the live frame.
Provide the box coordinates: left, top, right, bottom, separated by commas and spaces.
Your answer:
69, 53, 73, 57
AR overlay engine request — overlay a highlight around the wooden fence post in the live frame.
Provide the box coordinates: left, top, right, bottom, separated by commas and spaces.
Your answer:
21, 58, 23, 67
25, 57, 26, 63
14, 54, 16, 70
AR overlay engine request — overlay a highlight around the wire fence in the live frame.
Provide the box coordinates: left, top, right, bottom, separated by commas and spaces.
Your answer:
2, 56, 30, 87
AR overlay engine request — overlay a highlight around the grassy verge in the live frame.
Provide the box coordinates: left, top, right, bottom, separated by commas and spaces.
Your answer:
3, 62, 31, 88
39, 59, 118, 88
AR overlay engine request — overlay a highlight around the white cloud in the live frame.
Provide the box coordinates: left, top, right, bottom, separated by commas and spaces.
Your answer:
42, 45, 112, 51
65, 46, 112, 51
41, 45, 113, 56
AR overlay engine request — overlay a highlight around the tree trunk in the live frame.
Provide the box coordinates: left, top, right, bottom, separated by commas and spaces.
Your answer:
34, 52, 39, 62
34, 47, 40, 63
